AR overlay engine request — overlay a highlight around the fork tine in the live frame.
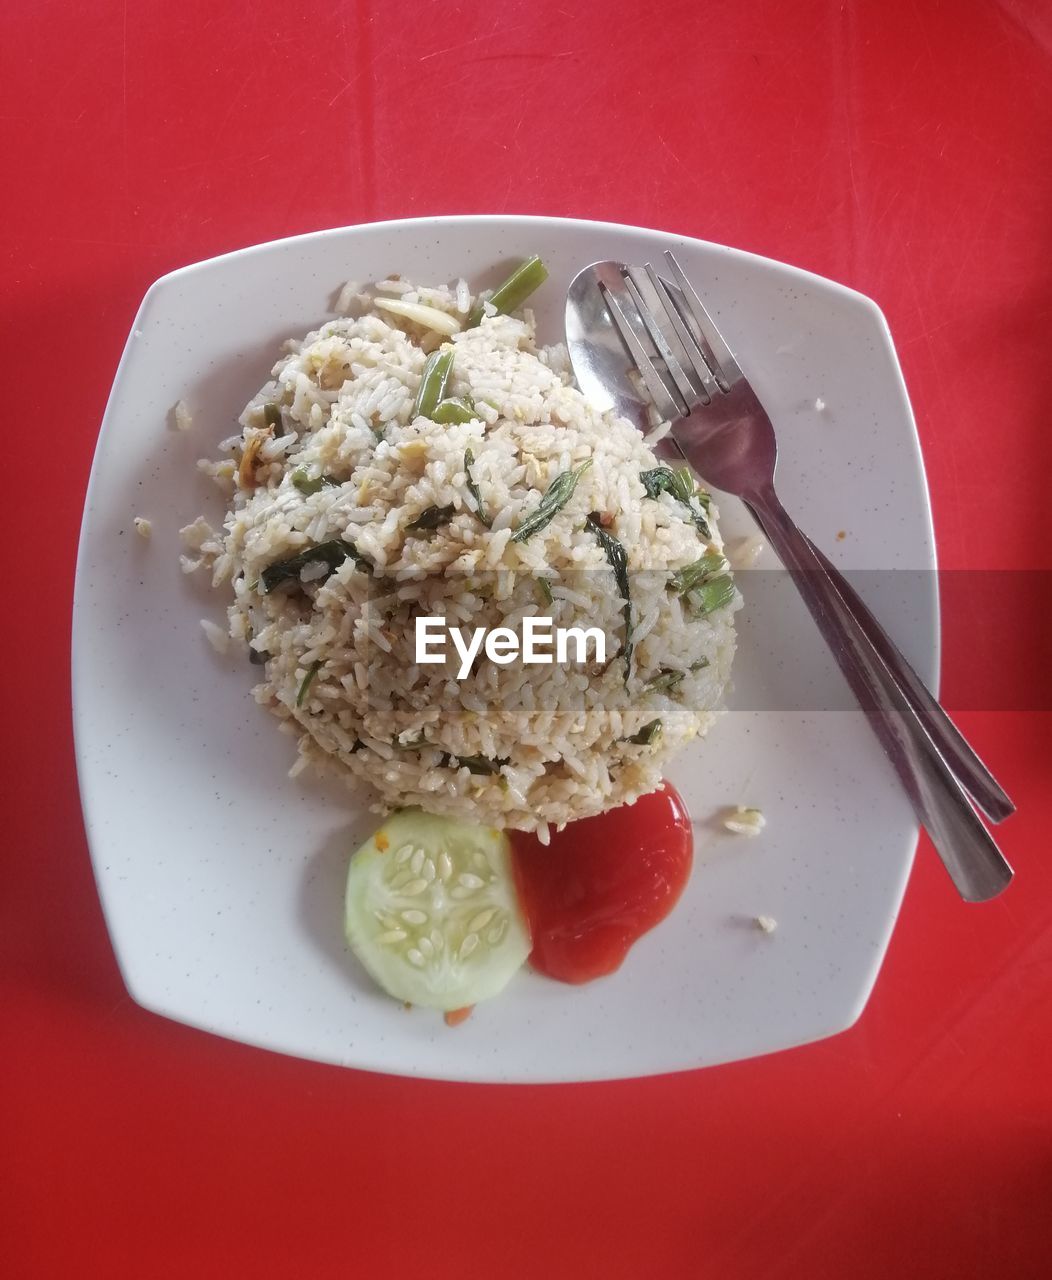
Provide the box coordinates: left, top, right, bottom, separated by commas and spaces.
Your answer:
643, 262, 721, 403
657, 278, 728, 393
622, 268, 704, 409
599, 282, 684, 421
663, 249, 741, 390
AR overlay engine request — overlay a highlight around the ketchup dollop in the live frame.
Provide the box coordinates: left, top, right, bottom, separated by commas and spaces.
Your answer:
511, 783, 693, 984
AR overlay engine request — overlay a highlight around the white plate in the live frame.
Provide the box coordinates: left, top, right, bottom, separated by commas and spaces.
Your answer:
74, 215, 938, 1082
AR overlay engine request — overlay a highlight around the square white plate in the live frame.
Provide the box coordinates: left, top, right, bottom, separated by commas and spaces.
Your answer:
73, 215, 938, 1081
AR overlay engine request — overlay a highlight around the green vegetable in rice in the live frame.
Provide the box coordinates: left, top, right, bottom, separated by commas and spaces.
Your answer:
433, 396, 477, 424
625, 719, 663, 746
263, 403, 283, 430
640, 465, 712, 538
440, 753, 509, 776
259, 539, 370, 593
511, 459, 592, 543
296, 660, 321, 711
688, 574, 736, 616
640, 465, 690, 504
291, 469, 337, 496
639, 468, 667, 501
534, 575, 554, 607
645, 669, 686, 694
459, 755, 509, 776
673, 466, 698, 503
645, 658, 709, 690
296, 660, 321, 707
407, 504, 456, 533
585, 513, 632, 681
688, 505, 712, 541
669, 551, 728, 595
467, 255, 549, 328
412, 349, 455, 419
669, 551, 735, 617
464, 448, 491, 527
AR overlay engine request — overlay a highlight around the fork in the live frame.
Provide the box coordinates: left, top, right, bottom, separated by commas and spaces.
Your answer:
573, 250, 1013, 903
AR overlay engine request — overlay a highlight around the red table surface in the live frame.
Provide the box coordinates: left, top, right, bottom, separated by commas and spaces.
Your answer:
3, 1, 1050, 1276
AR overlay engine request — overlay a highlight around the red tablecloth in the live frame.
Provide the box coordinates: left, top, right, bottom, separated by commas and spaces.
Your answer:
3, 2, 1050, 1276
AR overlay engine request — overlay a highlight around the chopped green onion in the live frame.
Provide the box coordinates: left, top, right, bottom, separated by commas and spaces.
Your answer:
535, 576, 554, 607
585, 513, 632, 681
669, 551, 729, 596
464, 448, 491, 527
296, 660, 321, 707
689, 656, 711, 671
645, 669, 685, 694
407, 504, 455, 533
691, 508, 713, 540
624, 719, 662, 746
668, 552, 735, 617
263, 403, 283, 429
467, 255, 549, 328
687, 574, 736, 616
412, 349, 455, 419
671, 466, 695, 504
259, 539, 371, 593
511, 459, 592, 543
433, 396, 477, 424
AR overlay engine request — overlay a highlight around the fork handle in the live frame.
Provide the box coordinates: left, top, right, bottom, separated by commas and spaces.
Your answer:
804, 537, 1014, 823
745, 485, 1013, 903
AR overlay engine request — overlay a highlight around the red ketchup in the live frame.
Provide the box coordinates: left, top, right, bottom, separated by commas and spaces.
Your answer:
511, 783, 693, 984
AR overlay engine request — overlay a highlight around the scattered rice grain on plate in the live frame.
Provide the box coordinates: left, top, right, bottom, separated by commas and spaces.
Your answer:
334, 280, 374, 315
755, 914, 778, 934
133, 517, 152, 539
200, 619, 229, 654
726, 535, 764, 569
179, 516, 223, 573
724, 806, 766, 836
334, 280, 361, 313
173, 400, 194, 432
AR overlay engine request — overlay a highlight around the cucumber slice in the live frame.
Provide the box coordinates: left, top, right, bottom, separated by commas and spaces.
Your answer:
345, 811, 531, 1011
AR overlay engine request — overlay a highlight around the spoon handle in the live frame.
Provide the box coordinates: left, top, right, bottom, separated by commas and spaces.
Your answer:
747, 484, 1013, 903
803, 536, 1013, 823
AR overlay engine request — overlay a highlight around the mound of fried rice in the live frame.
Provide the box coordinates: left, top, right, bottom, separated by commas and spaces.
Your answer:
182, 274, 739, 838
